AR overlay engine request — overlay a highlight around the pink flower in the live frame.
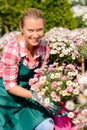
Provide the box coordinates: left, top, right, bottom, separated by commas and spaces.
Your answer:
77, 66, 82, 71
51, 81, 58, 88
62, 75, 67, 80
74, 79, 78, 83
54, 96, 61, 102
29, 78, 34, 85
34, 74, 40, 78
29, 77, 38, 85
66, 86, 73, 92
48, 66, 53, 71
66, 64, 75, 71
33, 83, 40, 92
34, 68, 43, 75
51, 91, 56, 98
48, 65, 54, 72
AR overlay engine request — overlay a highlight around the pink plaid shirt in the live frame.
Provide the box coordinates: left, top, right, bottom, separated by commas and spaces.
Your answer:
0, 38, 50, 90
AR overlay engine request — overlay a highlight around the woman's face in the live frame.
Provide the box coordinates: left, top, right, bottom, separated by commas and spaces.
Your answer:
20, 18, 44, 48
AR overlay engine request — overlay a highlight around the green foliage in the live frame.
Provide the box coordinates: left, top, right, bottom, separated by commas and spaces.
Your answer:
41, 0, 77, 32
0, 0, 36, 35
74, 16, 87, 28
0, 0, 23, 34
0, 0, 77, 35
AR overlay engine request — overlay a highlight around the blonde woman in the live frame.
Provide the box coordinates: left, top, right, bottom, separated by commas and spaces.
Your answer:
0, 8, 54, 130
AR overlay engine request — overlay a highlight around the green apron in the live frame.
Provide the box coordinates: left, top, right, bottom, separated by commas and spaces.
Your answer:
0, 59, 51, 130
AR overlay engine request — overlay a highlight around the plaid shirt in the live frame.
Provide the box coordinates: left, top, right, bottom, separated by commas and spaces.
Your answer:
0, 37, 50, 90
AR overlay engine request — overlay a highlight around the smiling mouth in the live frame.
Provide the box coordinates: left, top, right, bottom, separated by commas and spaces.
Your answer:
31, 39, 40, 43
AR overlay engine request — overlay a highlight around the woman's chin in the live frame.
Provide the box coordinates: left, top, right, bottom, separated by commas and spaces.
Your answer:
32, 42, 40, 46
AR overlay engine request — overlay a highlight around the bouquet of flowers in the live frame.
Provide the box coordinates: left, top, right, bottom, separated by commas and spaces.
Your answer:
29, 62, 83, 125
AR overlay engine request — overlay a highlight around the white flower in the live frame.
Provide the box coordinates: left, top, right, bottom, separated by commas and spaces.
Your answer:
38, 92, 44, 98
68, 112, 75, 118
66, 80, 72, 86
72, 118, 80, 125
39, 76, 46, 84
78, 94, 87, 104
78, 72, 87, 86
72, 82, 78, 87
83, 89, 87, 96
81, 109, 87, 116
73, 89, 79, 95
44, 98, 50, 106
65, 100, 75, 111
59, 53, 64, 57
41, 88, 47, 93
77, 113, 85, 121
67, 72, 73, 77
82, 118, 87, 124
54, 73, 61, 78
57, 81, 62, 85
50, 50, 58, 54
31, 84, 36, 90
50, 73, 55, 79
62, 90, 68, 96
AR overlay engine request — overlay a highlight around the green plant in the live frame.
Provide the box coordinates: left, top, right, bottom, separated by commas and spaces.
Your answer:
0, 0, 77, 35
42, 0, 77, 32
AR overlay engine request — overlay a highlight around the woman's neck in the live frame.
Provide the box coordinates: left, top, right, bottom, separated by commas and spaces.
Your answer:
25, 43, 36, 58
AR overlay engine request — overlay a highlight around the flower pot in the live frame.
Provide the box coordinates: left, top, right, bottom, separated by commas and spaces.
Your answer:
53, 103, 72, 130
53, 115, 72, 130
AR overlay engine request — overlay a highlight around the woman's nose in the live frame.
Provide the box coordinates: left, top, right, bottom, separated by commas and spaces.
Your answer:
33, 31, 39, 38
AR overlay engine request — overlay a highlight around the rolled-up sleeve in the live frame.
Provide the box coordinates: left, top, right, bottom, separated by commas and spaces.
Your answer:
1, 41, 20, 90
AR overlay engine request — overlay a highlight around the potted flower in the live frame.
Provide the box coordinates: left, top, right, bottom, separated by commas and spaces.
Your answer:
43, 27, 81, 65
29, 62, 83, 130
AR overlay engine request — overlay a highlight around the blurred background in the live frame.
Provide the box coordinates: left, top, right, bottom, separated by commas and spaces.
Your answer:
0, 1, 87, 129
0, 0, 87, 36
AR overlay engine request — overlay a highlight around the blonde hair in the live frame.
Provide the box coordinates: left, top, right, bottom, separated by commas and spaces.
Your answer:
20, 8, 45, 28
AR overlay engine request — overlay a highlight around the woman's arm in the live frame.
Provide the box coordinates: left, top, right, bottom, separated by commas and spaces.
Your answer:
1, 39, 32, 99
8, 85, 32, 98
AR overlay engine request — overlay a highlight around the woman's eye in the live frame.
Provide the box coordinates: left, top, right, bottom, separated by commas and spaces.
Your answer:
28, 29, 33, 33
29, 30, 33, 33
27, 29, 43, 33
37, 29, 43, 32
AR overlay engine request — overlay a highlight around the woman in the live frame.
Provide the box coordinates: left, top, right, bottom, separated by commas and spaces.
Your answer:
0, 8, 54, 130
